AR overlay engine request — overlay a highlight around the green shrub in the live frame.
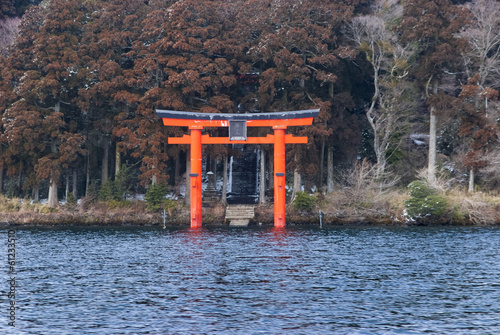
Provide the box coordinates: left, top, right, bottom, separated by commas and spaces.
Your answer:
404, 180, 448, 223
105, 199, 132, 210
407, 180, 434, 198
293, 191, 316, 211
85, 182, 98, 203
39, 205, 57, 213
451, 205, 467, 223
99, 181, 117, 202
114, 163, 136, 200
145, 184, 169, 211
64, 192, 78, 210
98, 164, 137, 202
163, 199, 177, 214
66, 192, 77, 205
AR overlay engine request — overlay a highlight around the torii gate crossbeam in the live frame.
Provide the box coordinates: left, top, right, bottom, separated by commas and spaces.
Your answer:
156, 109, 319, 228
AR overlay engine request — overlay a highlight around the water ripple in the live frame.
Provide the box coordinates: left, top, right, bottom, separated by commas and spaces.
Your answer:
0, 226, 499, 334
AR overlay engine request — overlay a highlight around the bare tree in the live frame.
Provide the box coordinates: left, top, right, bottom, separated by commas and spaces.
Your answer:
0, 17, 20, 56
459, 0, 500, 102
458, 0, 500, 191
347, 2, 416, 178
478, 138, 500, 186
340, 158, 399, 210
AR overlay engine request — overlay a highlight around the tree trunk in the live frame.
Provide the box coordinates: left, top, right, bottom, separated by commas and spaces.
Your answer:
291, 153, 301, 203
428, 81, 438, 186
101, 136, 109, 185
327, 145, 334, 193
115, 144, 121, 177
65, 173, 70, 199
33, 186, 39, 203
222, 154, 228, 205
174, 150, 180, 186
325, 84, 333, 193
85, 149, 90, 196
210, 156, 217, 179
259, 149, 266, 204
319, 138, 325, 192
292, 169, 301, 203
468, 90, 477, 193
17, 170, 22, 197
468, 168, 475, 193
48, 131, 59, 207
72, 168, 78, 197
0, 167, 3, 195
428, 111, 437, 186
151, 153, 158, 186
152, 169, 157, 186
268, 148, 274, 195
376, 150, 387, 179
48, 178, 58, 208
185, 148, 190, 205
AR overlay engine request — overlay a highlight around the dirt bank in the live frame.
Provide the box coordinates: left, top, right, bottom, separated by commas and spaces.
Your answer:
1, 203, 498, 227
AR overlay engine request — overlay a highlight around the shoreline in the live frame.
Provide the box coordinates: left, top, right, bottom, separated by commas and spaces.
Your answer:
1, 205, 498, 228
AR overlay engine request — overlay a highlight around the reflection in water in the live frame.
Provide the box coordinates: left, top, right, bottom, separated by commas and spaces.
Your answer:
185, 227, 204, 244
1, 226, 499, 334
269, 226, 288, 245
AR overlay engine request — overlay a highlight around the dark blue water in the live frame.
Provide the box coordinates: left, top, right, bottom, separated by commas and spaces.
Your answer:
1, 226, 500, 334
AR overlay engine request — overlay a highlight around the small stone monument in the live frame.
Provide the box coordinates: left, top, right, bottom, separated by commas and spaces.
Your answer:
203, 171, 218, 200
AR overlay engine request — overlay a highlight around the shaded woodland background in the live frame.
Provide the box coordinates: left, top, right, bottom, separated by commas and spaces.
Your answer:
0, 0, 499, 208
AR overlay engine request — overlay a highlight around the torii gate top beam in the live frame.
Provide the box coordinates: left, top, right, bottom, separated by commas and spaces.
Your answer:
157, 109, 319, 128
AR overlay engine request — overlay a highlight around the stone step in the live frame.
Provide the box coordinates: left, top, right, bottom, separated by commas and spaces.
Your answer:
225, 205, 255, 226
228, 219, 250, 226
225, 210, 255, 217
225, 208, 255, 213
226, 205, 254, 213
226, 205, 256, 209
226, 214, 254, 219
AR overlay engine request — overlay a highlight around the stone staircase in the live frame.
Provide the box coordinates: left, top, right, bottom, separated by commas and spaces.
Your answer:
225, 204, 255, 226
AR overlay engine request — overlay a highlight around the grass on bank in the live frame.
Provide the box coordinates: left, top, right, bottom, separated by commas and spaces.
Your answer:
317, 187, 500, 225
0, 183, 499, 226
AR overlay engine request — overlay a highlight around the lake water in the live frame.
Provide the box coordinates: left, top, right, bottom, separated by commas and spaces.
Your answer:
1, 225, 500, 334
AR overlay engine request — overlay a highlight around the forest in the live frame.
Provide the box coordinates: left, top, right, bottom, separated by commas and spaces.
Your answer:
0, 0, 499, 224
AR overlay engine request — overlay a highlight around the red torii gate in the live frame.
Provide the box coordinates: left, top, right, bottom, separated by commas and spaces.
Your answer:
156, 109, 319, 228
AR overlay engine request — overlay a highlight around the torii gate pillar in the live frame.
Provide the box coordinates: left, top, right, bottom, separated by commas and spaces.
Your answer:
273, 126, 286, 227
156, 109, 319, 228
190, 127, 203, 228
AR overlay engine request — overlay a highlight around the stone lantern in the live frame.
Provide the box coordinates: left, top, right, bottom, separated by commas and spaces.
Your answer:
204, 171, 218, 200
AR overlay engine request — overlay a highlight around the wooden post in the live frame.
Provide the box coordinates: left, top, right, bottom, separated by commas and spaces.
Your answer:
273, 126, 286, 228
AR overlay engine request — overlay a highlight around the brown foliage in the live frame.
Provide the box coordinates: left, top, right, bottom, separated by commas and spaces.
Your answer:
399, 0, 470, 79
4, 0, 490, 201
